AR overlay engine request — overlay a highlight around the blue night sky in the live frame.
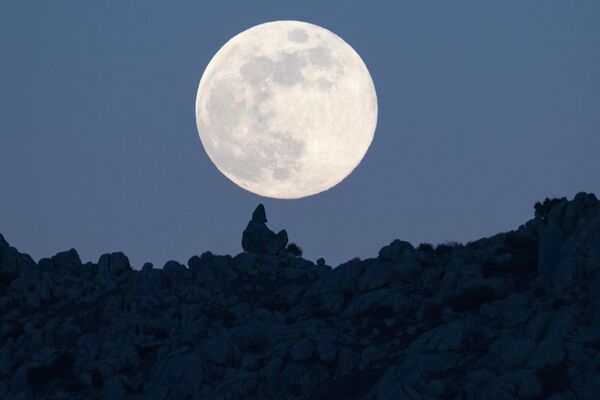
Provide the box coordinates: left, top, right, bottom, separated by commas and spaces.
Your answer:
1, 2, 599, 268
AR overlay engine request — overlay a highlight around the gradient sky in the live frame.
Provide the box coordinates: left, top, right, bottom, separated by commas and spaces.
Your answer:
1, 2, 599, 268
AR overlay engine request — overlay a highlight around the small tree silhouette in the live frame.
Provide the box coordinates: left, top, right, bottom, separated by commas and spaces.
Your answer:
417, 243, 434, 253
534, 197, 566, 221
286, 243, 302, 257
435, 241, 461, 255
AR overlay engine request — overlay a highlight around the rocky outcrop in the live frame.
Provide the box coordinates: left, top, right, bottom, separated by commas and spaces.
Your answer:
242, 204, 289, 255
1, 193, 600, 399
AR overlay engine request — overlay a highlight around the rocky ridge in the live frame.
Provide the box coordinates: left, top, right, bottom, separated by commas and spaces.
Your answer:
1, 192, 600, 399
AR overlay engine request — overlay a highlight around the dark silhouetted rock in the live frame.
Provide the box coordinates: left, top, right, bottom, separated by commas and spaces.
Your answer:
378, 239, 414, 262
242, 207, 277, 254
290, 339, 314, 362
242, 221, 275, 253
286, 243, 303, 257
1, 193, 599, 399
52, 248, 82, 270
252, 203, 267, 223
267, 229, 288, 255
98, 252, 131, 275
535, 197, 567, 220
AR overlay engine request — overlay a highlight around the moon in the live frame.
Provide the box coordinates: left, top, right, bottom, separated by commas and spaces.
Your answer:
195, 20, 377, 199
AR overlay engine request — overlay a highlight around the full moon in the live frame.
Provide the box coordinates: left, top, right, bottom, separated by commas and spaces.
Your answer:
195, 20, 377, 199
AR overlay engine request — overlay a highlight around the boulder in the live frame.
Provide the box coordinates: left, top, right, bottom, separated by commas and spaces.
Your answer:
378, 239, 414, 262
527, 340, 565, 369
290, 339, 314, 362
574, 327, 600, 348
266, 230, 288, 255
0, 247, 20, 284
242, 220, 276, 254
517, 370, 543, 400
502, 338, 536, 368
201, 337, 234, 365
98, 252, 131, 275
316, 341, 337, 364
537, 192, 600, 288
163, 260, 187, 274
51, 248, 82, 270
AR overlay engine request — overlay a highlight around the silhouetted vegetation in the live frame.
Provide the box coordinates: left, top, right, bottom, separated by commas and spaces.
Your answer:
286, 243, 302, 257
435, 241, 461, 255
534, 197, 566, 221
417, 243, 434, 253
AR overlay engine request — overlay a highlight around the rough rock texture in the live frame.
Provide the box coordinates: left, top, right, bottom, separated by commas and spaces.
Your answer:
2, 193, 600, 399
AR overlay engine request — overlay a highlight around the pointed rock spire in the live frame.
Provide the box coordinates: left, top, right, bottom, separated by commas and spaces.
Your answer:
242, 204, 275, 253
252, 204, 267, 223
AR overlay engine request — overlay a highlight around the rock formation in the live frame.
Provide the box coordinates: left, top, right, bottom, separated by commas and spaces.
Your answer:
1, 192, 600, 399
241, 204, 289, 255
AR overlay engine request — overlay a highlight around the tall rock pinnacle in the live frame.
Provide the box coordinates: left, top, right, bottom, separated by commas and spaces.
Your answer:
242, 204, 288, 255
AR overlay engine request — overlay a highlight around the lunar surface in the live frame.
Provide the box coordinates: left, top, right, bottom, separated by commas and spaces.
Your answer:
195, 20, 377, 199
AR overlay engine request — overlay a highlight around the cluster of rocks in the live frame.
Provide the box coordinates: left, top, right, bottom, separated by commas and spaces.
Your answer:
1, 192, 600, 399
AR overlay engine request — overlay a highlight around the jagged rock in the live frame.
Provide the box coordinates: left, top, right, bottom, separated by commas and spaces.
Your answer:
365, 378, 422, 400
378, 239, 414, 262
357, 261, 404, 292
0, 194, 599, 399
266, 229, 288, 255
241, 204, 298, 254
201, 337, 234, 365
309, 257, 363, 295
574, 327, 600, 348
341, 288, 392, 317
336, 347, 359, 378
578, 374, 600, 400
51, 248, 82, 270
409, 320, 464, 353
101, 375, 125, 400
538, 192, 600, 288
545, 307, 574, 342
526, 311, 553, 342
252, 204, 267, 223
527, 339, 566, 369
289, 339, 314, 362
162, 352, 204, 384
233, 252, 258, 269
242, 221, 275, 254
316, 341, 337, 364
503, 338, 536, 368
97, 252, 130, 275
517, 370, 543, 400
163, 260, 186, 273
425, 379, 446, 398
359, 344, 387, 369
19, 261, 38, 281
0, 247, 20, 284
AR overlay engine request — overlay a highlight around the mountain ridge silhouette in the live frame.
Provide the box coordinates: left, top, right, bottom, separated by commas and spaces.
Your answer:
2, 192, 600, 399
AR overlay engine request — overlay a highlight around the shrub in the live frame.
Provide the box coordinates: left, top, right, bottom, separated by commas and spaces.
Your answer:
534, 197, 566, 220
286, 243, 302, 257
435, 241, 461, 255
417, 243, 434, 253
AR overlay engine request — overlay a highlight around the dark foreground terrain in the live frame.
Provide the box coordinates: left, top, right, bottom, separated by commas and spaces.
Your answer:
2, 193, 600, 399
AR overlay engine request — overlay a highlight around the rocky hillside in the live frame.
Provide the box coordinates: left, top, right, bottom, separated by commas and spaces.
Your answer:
2, 193, 600, 399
